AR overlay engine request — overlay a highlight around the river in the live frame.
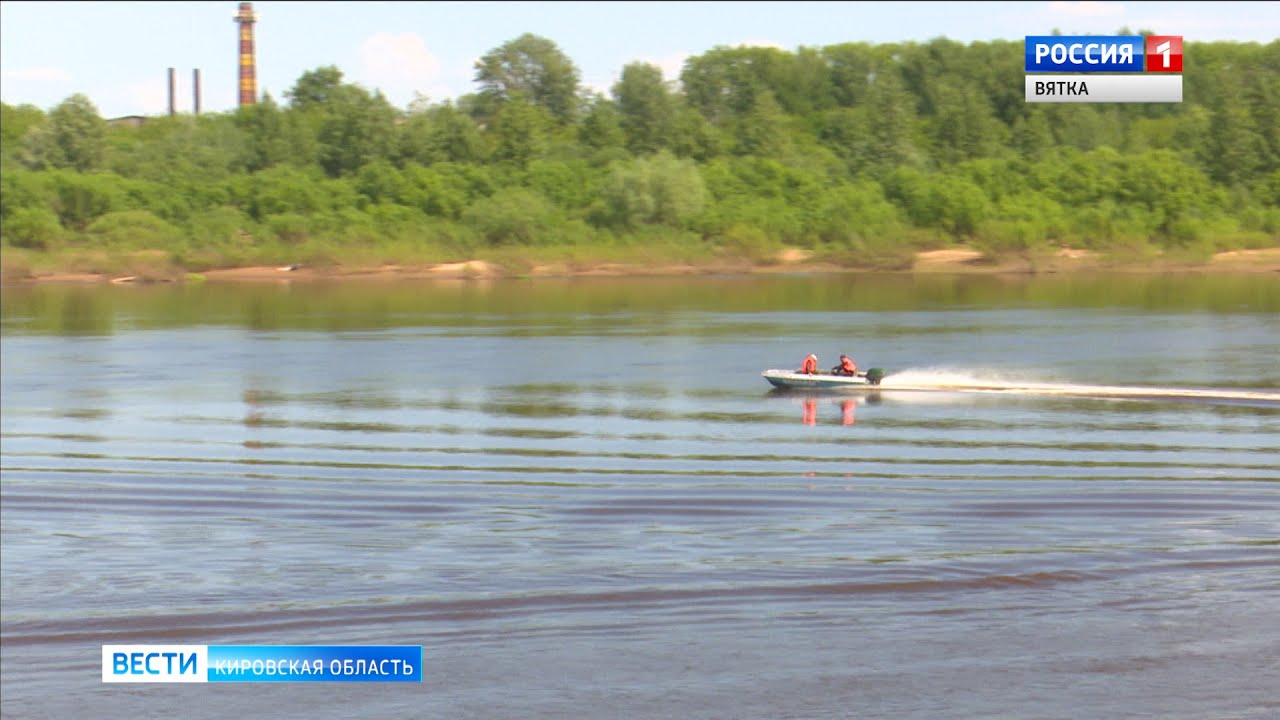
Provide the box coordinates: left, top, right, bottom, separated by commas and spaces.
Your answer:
2, 273, 1278, 719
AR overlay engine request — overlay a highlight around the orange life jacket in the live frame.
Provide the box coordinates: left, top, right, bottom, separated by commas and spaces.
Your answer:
841, 357, 857, 374
801, 354, 818, 374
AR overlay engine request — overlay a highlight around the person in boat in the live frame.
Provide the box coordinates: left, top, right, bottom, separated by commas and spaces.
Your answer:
831, 354, 858, 376
798, 353, 819, 375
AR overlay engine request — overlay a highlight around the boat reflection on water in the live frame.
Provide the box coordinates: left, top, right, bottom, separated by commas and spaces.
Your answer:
807, 398, 856, 426
769, 390, 881, 426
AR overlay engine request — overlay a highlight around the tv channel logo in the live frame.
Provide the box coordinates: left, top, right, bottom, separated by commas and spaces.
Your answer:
1025, 36, 1146, 73
1145, 35, 1183, 72
1024, 34, 1183, 103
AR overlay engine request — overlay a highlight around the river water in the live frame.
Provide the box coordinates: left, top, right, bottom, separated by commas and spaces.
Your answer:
2, 273, 1278, 719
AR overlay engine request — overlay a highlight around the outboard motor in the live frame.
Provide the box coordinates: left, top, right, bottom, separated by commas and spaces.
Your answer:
865, 368, 885, 386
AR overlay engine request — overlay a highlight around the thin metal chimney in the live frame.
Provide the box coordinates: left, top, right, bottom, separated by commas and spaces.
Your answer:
168, 67, 176, 116
193, 69, 202, 115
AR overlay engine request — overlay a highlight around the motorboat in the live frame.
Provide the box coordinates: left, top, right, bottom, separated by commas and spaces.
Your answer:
762, 367, 886, 390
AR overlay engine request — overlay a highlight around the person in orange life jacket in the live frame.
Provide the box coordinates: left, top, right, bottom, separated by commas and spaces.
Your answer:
831, 354, 858, 376
798, 354, 819, 375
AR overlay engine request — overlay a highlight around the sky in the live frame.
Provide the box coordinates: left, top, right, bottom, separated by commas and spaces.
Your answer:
1, 1, 1277, 118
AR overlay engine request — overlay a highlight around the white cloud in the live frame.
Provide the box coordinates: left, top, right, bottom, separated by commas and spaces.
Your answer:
1, 66, 71, 82
356, 31, 445, 106
1047, 1, 1126, 17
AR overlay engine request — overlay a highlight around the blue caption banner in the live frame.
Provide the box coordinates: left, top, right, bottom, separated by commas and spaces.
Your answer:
1025, 36, 1145, 72
102, 644, 422, 682
207, 645, 422, 682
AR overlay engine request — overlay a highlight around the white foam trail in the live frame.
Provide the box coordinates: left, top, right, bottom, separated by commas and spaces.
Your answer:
878, 368, 1280, 405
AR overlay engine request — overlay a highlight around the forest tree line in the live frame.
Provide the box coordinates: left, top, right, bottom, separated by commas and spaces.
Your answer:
2, 34, 1278, 271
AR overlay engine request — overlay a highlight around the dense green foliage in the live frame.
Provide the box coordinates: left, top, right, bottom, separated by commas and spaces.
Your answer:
3, 36, 1277, 271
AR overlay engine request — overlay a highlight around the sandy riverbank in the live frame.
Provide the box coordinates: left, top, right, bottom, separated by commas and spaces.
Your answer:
6, 247, 1279, 285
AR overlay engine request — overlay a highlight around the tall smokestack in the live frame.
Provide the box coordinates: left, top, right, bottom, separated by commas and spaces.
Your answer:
168, 67, 176, 116
235, 2, 258, 107
193, 69, 202, 115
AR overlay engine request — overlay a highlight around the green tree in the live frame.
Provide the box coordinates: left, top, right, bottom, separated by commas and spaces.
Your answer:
818, 107, 868, 168
932, 174, 991, 237
811, 180, 904, 247
931, 85, 1008, 164
354, 160, 408, 206
487, 101, 552, 168
578, 95, 627, 155
0, 168, 53, 223
284, 67, 393, 175
1206, 74, 1267, 186
680, 46, 748, 123
46, 170, 126, 229
680, 45, 806, 121
285, 66, 346, 110
232, 165, 335, 221
1048, 105, 1117, 151
316, 87, 399, 177
1, 103, 46, 165
1243, 46, 1280, 175
395, 165, 461, 218
399, 162, 494, 219
733, 90, 792, 158
823, 42, 880, 108
463, 187, 558, 245
1122, 150, 1217, 240
613, 62, 674, 155
85, 209, 182, 249
2, 38, 1275, 267
2, 207, 63, 249
524, 159, 600, 212
1011, 109, 1053, 161
668, 98, 727, 161
399, 102, 484, 165
864, 70, 921, 171
788, 46, 835, 116
22, 94, 106, 172
234, 93, 292, 172
474, 33, 582, 123
601, 151, 707, 229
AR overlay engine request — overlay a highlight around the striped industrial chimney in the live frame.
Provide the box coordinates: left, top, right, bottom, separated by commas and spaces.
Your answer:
234, 2, 257, 106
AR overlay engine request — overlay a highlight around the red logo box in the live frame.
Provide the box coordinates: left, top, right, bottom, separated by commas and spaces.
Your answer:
1146, 35, 1183, 72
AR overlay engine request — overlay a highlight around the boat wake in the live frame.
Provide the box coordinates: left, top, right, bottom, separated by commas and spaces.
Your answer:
876, 368, 1280, 407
